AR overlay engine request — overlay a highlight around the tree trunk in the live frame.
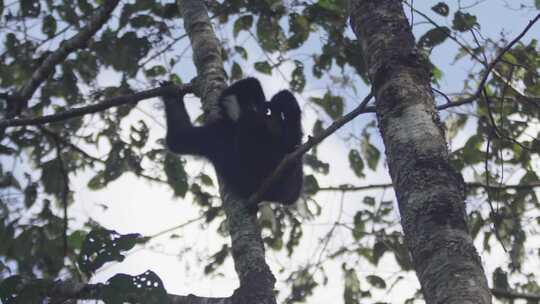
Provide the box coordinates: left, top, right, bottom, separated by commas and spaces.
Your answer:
349, 1, 491, 303
180, 1, 277, 304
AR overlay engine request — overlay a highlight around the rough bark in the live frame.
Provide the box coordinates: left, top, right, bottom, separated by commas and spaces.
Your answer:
179, 0, 227, 124
179, 1, 277, 304
349, 1, 491, 303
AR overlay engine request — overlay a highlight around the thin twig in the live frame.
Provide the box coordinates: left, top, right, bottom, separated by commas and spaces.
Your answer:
420, 11, 540, 110
484, 129, 508, 252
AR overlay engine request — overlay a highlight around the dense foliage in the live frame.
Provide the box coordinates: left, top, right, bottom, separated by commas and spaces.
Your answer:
0, 0, 539, 303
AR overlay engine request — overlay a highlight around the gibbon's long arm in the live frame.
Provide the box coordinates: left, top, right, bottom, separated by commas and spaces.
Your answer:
162, 93, 224, 156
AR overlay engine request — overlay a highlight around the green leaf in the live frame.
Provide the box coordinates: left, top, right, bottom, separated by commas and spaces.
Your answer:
352, 211, 365, 240
452, 11, 478, 32
431, 65, 443, 83
199, 174, 214, 186
130, 120, 149, 148
233, 15, 253, 37
87, 171, 106, 190
164, 154, 188, 197
361, 140, 380, 170
24, 182, 38, 208
42, 15, 57, 38
312, 119, 324, 138
462, 134, 484, 164
256, 15, 283, 52
104, 143, 128, 180
154, 3, 181, 19
41, 159, 65, 195
234, 46, 248, 59
130, 14, 155, 28
286, 219, 302, 256
343, 265, 361, 304
536, 0, 540, 9
372, 241, 386, 265
0, 143, 14, 155
468, 212, 484, 239
287, 13, 310, 50
21, 0, 40, 17
78, 228, 146, 275
418, 27, 450, 49
431, 2, 449, 16
310, 91, 344, 119
0, 172, 21, 190
78, 0, 93, 15
254, 61, 272, 75
230, 61, 243, 81
303, 174, 320, 195
144, 65, 167, 78
363, 196, 375, 206
348, 149, 365, 178
0, 276, 51, 304
318, 0, 341, 12
290, 61, 306, 92
289, 269, 317, 302
446, 114, 467, 140
204, 245, 230, 274
366, 275, 387, 289
94, 31, 151, 76
304, 154, 330, 174
68, 230, 87, 250
103, 271, 168, 304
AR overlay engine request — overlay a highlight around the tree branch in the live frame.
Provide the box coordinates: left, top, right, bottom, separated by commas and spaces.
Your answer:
317, 181, 540, 192
20, 0, 120, 101
2, 0, 121, 117
0, 84, 193, 128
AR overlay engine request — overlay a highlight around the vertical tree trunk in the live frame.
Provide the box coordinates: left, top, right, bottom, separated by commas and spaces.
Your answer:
179, 1, 277, 303
349, 1, 491, 303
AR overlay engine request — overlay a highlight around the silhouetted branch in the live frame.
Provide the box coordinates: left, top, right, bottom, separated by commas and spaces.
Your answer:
0, 84, 193, 128
1, 1, 121, 117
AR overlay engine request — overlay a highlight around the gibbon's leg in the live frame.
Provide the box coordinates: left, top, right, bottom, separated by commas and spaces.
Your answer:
258, 90, 303, 205
269, 90, 302, 152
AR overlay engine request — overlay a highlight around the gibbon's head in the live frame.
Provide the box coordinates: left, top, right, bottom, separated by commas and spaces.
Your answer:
220, 77, 268, 122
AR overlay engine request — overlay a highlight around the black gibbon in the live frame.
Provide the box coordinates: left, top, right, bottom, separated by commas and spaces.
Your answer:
162, 77, 303, 206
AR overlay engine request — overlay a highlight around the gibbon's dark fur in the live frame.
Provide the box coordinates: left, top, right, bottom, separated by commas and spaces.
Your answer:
162, 78, 303, 205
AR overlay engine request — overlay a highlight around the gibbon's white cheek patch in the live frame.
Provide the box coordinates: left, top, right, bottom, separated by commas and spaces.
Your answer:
222, 95, 241, 122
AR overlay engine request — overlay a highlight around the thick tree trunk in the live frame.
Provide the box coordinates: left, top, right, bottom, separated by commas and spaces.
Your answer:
349, 1, 491, 303
180, 1, 277, 304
